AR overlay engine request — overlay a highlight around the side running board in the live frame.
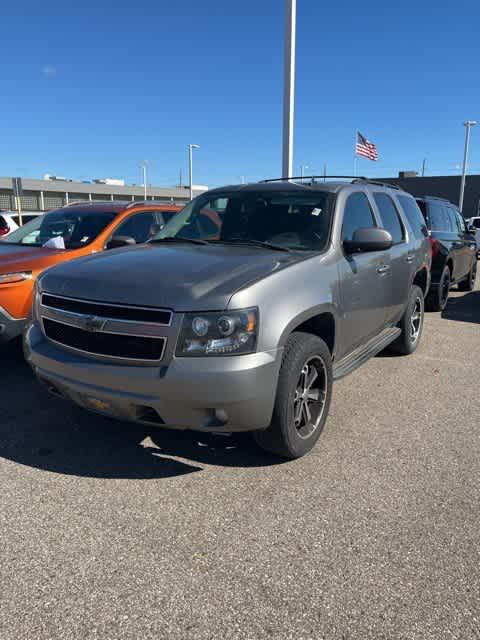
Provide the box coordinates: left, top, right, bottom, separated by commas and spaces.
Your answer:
333, 327, 401, 380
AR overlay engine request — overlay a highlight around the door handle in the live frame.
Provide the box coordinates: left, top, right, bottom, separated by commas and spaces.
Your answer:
377, 265, 390, 274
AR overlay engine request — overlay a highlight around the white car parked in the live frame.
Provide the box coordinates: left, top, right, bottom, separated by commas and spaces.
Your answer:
0, 212, 20, 237
466, 216, 480, 258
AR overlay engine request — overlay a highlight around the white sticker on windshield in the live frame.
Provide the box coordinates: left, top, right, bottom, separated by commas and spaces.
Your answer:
311, 208, 322, 216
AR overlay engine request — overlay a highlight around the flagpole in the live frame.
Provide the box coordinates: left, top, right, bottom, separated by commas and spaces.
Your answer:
353, 130, 358, 177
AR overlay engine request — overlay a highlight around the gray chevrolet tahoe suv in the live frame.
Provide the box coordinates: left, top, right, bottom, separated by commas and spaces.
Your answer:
25, 178, 431, 459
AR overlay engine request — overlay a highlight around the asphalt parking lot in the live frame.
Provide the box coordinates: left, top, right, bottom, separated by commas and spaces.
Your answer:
1, 284, 479, 640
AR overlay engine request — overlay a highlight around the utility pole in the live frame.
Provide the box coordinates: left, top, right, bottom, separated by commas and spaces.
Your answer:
282, 0, 296, 179
421, 158, 426, 177
141, 160, 148, 200
188, 144, 200, 200
12, 177, 23, 225
459, 121, 477, 213
323, 163, 327, 181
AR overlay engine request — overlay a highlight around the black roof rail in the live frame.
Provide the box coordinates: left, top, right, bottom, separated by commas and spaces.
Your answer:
353, 179, 401, 190
418, 195, 450, 202
260, 175, 367, 183
125, 199, 177, 209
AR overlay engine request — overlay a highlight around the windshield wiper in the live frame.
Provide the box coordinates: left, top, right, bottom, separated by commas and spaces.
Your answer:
212, 239, 291, 252
149, 236, 209, 246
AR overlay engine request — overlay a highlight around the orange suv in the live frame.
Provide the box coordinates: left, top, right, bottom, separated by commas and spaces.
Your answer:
0, 201, 182, 343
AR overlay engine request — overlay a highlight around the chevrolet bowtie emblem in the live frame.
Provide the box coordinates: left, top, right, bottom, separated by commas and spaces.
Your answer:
83, 316, 105, 333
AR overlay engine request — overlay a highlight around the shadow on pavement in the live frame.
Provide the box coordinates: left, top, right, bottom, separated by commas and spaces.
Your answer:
0, 343, 280, 480
442, 290, 480, 325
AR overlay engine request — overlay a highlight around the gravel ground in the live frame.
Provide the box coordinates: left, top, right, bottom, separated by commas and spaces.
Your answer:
0, 284, 479, 640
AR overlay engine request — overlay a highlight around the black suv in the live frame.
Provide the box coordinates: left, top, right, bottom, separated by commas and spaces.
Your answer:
416, 197, 477, 311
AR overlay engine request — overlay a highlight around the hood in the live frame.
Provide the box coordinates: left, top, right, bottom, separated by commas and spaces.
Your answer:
0, 243, 69, 272
38, 243, 302, 311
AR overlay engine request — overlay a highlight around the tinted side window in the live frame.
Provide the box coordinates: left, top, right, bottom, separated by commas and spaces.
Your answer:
473, 219, 480, 229
428, 203, 451, 232
341, 192, 376, 242
453, 209, 466, 233
397, 196, 428, 240
444, 207, 459, 233
198, 213, 220, 236
159, 211, 177, 225
373, 193, 405, 244
114, 212, 156, 243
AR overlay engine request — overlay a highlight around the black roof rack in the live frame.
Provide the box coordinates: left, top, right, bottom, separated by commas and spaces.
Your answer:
125, 199, 177, 209
260, 175, 368, 183
259, 176, 401, 190
352, 179, 401, 190
417, 195, 450, 202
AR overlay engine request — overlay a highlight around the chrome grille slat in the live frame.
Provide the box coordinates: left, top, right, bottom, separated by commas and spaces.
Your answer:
41, 293, 172, 326
40, 292, 171, 362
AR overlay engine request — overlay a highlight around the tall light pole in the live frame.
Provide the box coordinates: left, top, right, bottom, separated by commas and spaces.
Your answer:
141, 160, 148, 200
459, 120, 477, 213
300, 164, 309, 181
282, 0, 296, 179
188, 144, 200, 200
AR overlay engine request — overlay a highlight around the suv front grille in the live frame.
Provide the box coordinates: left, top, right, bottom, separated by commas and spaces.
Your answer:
40, 293, 171, 362
43, 319, 166, 361
42, 294, 172, 325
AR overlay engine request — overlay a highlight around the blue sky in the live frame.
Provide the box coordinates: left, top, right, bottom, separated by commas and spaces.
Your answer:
1, 0, 480, 187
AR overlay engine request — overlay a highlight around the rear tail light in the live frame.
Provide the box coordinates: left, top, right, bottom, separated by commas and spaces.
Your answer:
0, 227, 9, 236
429, 237, 439, 258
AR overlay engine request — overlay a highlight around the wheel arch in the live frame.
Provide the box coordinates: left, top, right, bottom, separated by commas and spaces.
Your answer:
412, 267, 429, 296
446, 256, 454, 274
278, 306, 337, 356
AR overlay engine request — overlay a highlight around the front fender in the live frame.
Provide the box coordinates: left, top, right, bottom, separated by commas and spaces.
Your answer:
276, 303, 339, 349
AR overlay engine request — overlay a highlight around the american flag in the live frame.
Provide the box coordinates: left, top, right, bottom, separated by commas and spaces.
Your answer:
355, 131, 378, 161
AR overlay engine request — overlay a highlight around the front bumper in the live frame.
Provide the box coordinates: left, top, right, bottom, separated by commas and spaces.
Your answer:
25, 323, 282, 433
0, 306, 26, 343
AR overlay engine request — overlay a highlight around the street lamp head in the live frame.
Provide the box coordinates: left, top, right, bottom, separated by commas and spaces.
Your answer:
189, 144, 200, 150
464, 120, 477, 127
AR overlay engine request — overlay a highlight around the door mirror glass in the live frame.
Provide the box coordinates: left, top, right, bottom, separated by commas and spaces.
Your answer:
344, 227, 393, 254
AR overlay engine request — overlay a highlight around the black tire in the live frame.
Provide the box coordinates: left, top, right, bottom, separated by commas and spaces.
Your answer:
425, 265, 451, 312
253, 332, 332, 459
458, 260, 477, 292
389, 285, 425, 355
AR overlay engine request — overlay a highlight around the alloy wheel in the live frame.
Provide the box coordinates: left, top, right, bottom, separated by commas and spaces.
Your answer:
410, 296, 423, 343
471, 263, 477, 288
293, 356, 328, 439
441, 272, 450, 307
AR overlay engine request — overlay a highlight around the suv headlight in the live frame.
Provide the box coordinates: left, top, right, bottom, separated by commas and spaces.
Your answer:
176, 308, 258, 356
0, 271, 32, 285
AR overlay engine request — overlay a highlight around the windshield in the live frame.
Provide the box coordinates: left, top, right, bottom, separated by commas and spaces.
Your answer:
152, 190, 334, 251
1, 209, 117, 248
